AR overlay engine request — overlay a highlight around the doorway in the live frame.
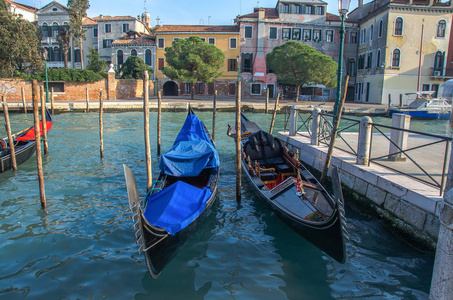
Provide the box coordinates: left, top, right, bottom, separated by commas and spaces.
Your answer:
163, 81, 178, 96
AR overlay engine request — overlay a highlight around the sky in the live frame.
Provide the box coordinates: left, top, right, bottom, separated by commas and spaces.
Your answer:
19, 0, 361, 26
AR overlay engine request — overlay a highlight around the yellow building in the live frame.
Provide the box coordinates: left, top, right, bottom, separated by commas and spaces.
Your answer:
154, 25, 240, 96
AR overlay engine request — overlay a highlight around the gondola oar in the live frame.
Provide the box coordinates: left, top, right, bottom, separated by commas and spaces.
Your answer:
123, 164, 145, 254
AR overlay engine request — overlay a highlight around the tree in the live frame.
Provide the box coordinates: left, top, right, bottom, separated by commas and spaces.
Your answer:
86, 47, 107, 73
163, 36, 225, 99
119, 56, 153, 79
0, 11, 43, 77
267, 41, 338, 101
68, 0, 90, 69
0, 0, 7, 12
57, 27, 71, 68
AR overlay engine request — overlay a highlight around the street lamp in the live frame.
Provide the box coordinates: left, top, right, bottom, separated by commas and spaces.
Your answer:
43, 51, 49, 103
333, 0, 350, 116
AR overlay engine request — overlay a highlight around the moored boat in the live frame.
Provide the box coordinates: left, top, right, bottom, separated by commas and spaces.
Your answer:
0, 108, 53, 173
389, 91, 451, 120
228, 114, 347, 263
124, 108, 219, 278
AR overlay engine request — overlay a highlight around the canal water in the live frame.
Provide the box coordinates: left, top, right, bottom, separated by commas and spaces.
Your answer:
0, 111, 441, 299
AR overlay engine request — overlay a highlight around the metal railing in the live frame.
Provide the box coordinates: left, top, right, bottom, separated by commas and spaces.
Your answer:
283, 107, 452, 194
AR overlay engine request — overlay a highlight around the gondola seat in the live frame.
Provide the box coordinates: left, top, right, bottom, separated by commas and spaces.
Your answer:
255, 161, 278, 187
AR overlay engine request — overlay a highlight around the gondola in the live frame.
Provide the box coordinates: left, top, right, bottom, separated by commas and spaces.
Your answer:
0, 108, 53, 174
228, 114, 347, 263
123, 108, 219, 278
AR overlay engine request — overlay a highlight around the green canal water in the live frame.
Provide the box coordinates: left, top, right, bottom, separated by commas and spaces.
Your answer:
0, 111, 441, 299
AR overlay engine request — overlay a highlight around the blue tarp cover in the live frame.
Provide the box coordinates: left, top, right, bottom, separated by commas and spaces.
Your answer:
159, 114, 219, 177
144, 181, 212, 235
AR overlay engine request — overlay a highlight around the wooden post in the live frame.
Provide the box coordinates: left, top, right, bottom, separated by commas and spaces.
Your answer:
265, 88, 269, 114
320, 75, 350, 184
41, 92, 49, 154
212, 90, 217, 141
21, 87, 27, 114
32, 80, 46, 209
236, 81, 242, 202
157, 90, 162, 156
269, 94, 280, 134
99, 90, 104, 159
86, 87, 90, 113
144, 71, 152, 191
40, 85, 43, 104
2, 95, 17, 171
50, 87, 54, 115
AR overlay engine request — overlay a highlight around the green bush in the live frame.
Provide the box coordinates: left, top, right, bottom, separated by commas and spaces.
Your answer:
14, 68, 107, 82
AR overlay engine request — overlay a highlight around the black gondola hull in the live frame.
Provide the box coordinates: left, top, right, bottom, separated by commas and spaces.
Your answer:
0, 141, 36, 174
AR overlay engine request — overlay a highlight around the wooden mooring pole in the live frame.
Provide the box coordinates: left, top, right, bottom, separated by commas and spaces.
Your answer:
144, 71, 152, 191
157, 90, 162, 156
86, 87, 90, 113
32, 80, 46, 209
212, 90, 217, 141
235, 81, 242, 202
21, 87, 27, 114
320, 75, 349, 185
41, 92, 49, 154
51, 87, 54, 115
2, 95, 17, 171
265, 88, 269, 114
269, 94, 280, 134
99, 89, 104, 159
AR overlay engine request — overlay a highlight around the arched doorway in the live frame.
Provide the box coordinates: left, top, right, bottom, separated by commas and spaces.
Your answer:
163, 81, 178, 96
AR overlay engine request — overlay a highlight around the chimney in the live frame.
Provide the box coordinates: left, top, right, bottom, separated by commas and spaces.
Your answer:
99, 14, 103, 19
258, 8, 265, 20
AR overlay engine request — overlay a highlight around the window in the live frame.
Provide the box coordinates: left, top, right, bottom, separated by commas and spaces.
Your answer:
394, 17, 403, 35
282, 28, 291, 40
313, 30, 321, 42
326, 30, 333, 42
122, 23, 129, 33
283, 4, 290, 13
103, 39, 113, 48
208, 37, 215, 45
104, 23, 111, 33
145, 49, 152, 66
228, 58, 237, 72
434, 51, 445, 75
93, 27, 98, 38
52, 22, 59, 38
316, 6, 324, 15
376, 49, 381, 68
242, 53, 253, 73
350, 32, 358, 43
292, 28, 301, 40
131, 49, 137, 56
53, 46, 61, 62
370, 24, 374, 40
303, 29, 311, 41
347, 58, 356, 77
269, 27, 277, 39
358, 54, 365, 70
437, 20, 446, 38
306, 5, 313, 14
379, 19, 383, 37
366, 52, 373, 69
74, 49, 81, 63
117, 50, 124, 65
158, 58, 164, 70
294, 5, 300, 14
200, 37, 206, 42
184, 83, 191, 94
158, 38, 165, 49
229, 38, 237, 49
392, 48, 401, 68
244, 26, 253, 39
251, 83, 261, 95
198, 83, 203, 94
363, 28, 367, 43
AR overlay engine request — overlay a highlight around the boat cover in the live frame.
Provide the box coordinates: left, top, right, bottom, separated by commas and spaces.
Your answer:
159, 114, 219, 177
144, 180, 212, 235
16, 109, 53, 142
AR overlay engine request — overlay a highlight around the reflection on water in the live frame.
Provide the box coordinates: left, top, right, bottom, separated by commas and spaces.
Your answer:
0, 111, 435, 299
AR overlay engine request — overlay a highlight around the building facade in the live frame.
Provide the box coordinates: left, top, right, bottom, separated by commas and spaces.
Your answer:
6, 0, 37, 22
235, 0, 359, 100
154, 25, 240, 96
349, 0, 453, 104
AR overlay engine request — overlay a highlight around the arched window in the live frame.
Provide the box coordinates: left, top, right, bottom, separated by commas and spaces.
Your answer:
117, 50, 124, 65
53, 46, 60, 62
379, 19, 383, 37
392, 48, 401, 67
131, 49, 137, 56
145, 49, 152, 66
394, 17, 403, 36
376, 49, 381, 68
370, 24, 374, 40
437, 20, 446, 38
347, 58, 356, 77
